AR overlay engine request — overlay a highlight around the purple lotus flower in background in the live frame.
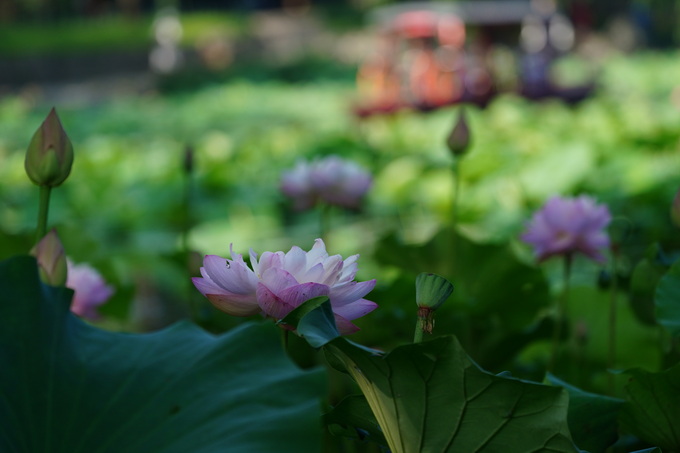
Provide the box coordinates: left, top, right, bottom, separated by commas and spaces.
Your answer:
192, 239, 377, 334
67, 261, 115, 320
280, 155, 372, 210
521, 195, 611, 263
280, 161, 317, 210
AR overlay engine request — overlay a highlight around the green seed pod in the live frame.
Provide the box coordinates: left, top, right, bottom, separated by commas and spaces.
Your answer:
25, 108, 74, 187
415, 272, 453, 310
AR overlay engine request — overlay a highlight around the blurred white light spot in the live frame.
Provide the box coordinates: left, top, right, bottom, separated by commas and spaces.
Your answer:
149, 45, 182, 73
153, 14, 183, 46
521, 17, 547, 53
549, 16, 575, 51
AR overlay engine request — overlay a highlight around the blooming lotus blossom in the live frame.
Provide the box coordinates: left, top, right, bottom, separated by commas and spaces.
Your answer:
280, 155, 372, 210
66, 261, 115, 320
521, 195, 611, 263
192, 239, 377, 334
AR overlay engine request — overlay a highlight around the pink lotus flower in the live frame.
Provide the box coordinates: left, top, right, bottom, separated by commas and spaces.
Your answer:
521, 195, 611, 263
66, 261, 115, 320
192, 239, 377, 334
280, 156, 372, 210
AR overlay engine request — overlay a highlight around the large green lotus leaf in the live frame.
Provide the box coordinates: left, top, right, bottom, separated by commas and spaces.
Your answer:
619, 363, 680, 452
0, 256, 325, 453
548, 375, 624, 453
326, 335, 578, 453
655, 258, 680, 336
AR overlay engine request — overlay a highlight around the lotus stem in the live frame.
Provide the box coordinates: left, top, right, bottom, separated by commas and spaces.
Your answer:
549, 253, 572, 373
413, 317, 424, 343
452, 159, 461, 230
450, 158, 462, 273
608, 254, 619, 393
36, 185, 52, 243
320, 203, 332, 245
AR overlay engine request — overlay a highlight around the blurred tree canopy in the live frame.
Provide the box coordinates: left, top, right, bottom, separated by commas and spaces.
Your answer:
0, 0, 677, 48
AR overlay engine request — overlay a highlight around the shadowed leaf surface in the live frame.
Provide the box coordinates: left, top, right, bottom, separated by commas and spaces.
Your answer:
548, 375, 624, 452
324, 395, 387, 446
620, 363, 680, 452
0, 256, 325, 453
327, 335, 578, 453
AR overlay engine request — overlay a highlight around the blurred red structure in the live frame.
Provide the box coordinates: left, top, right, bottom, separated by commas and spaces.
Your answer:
353, 1, 595, 118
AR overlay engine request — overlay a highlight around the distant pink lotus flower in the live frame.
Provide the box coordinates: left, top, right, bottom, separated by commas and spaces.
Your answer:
521, 195, 611, 263
280, 156, 372, 210
192, 239, 377, 334
66, 261, 115, 320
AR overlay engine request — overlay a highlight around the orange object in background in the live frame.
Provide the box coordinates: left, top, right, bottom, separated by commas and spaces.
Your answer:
353, 1, 594, 118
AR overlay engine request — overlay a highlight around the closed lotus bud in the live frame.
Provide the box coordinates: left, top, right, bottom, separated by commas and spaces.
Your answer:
416, 272, 453, 310
25, 108, 74, 187
671, 188, 680, 227
183, 144, 194, 174
30, 228, 67, 286
446, 109, 470, 157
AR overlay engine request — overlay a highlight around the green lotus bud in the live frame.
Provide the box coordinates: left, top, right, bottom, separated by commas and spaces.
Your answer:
671, 187, 680, 227
183, 144, 194, 174
446, 109, 470, 157
30, 228, 67, 286
415, 272, 453, 310
25, 108, 74, 187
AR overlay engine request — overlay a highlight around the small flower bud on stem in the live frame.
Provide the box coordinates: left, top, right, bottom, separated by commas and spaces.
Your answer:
446, 108, 471, 157
25, 108, 73, 188
25, 108, 74, 244
30, 229, 67, 286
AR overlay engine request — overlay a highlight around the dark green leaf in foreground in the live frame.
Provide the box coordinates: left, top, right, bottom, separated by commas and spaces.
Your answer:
324, 395, 387, 446
548, 375, 625, 452
655, 258, 680, 335
0, 256, 325, 453
619, 363, 680, 452
327, 335, 578, 453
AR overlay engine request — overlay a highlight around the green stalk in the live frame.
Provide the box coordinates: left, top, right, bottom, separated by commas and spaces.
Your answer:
413, 317, 424, 343
35, 185, 52, 243
320, 203, 332, 245
607, 254, 619, 393
449, 158, 462, 275
182, 170, 200, 324
549, 254, 573, 374
451, 159, 461, 230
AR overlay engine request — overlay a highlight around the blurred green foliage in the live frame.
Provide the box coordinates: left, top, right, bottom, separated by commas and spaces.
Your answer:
1, 48, 680, 417
0, 12, 245, 56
